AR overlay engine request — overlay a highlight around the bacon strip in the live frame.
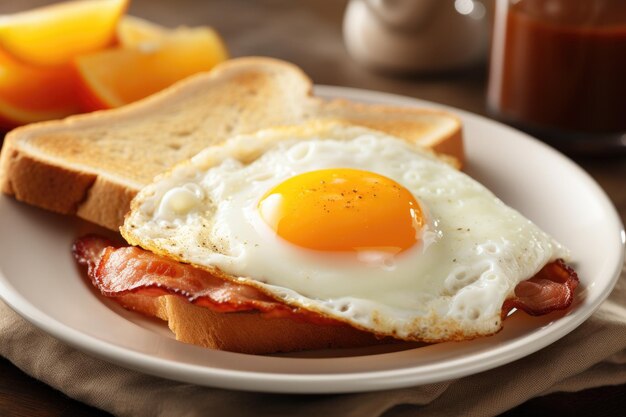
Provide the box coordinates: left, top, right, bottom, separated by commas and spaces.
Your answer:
74, 235, 579, 326
502, 259, 579, 318
72, 235, 336, 324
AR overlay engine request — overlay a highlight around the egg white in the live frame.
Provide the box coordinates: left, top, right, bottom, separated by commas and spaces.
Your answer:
122, 123, 569, 341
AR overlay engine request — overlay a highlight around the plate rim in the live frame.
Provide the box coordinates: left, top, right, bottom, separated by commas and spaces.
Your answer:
0, 85, 624, 393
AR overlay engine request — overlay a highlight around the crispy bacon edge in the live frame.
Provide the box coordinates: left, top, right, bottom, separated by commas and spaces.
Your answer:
501, 259, 579, 318
72, 234, 340, 325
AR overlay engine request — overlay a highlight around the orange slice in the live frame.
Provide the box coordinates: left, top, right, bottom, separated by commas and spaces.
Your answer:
116, 15, 167, 47
75, 26, 228, 110
0, 0, 128, 67
0, 50, 81, 129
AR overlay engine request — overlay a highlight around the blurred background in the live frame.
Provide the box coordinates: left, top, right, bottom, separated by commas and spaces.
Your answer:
0, 1, 625, 416
0, 0, 489, 119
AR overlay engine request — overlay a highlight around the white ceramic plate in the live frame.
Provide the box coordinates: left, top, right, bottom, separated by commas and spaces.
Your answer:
0, 86, 624, 394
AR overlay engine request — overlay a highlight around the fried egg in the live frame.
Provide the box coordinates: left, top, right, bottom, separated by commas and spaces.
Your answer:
122, 122, 569, 341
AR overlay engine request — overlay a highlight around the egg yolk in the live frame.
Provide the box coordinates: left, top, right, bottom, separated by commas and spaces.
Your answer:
258, 168, 423, 253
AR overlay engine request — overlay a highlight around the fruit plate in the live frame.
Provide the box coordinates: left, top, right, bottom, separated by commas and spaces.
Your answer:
0, 86, 623, 393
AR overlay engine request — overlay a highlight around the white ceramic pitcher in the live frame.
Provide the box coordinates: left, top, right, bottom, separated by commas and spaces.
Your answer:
343, 0, 493, 73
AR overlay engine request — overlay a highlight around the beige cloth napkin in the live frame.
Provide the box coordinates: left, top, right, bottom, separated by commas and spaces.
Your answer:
1, 263, 625, 417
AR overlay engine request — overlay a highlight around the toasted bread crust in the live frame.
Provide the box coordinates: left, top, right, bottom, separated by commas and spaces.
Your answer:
116, 294, 388, 354
163, 296, 386, 354
0, 148, 97, 214
76, 177, 138, 232
0, 57, 462, 231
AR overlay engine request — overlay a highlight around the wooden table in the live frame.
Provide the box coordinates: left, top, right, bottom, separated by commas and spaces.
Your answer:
1, 0, 625, 416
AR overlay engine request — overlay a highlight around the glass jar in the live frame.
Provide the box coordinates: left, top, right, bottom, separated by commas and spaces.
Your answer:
487, 0, 626, 153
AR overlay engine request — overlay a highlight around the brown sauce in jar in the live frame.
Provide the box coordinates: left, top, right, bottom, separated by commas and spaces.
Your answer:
495, 0, 626, 133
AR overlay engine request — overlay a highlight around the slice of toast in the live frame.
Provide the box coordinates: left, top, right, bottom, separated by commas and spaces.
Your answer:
117, 294, 387, 354
0, 57, 462, 231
